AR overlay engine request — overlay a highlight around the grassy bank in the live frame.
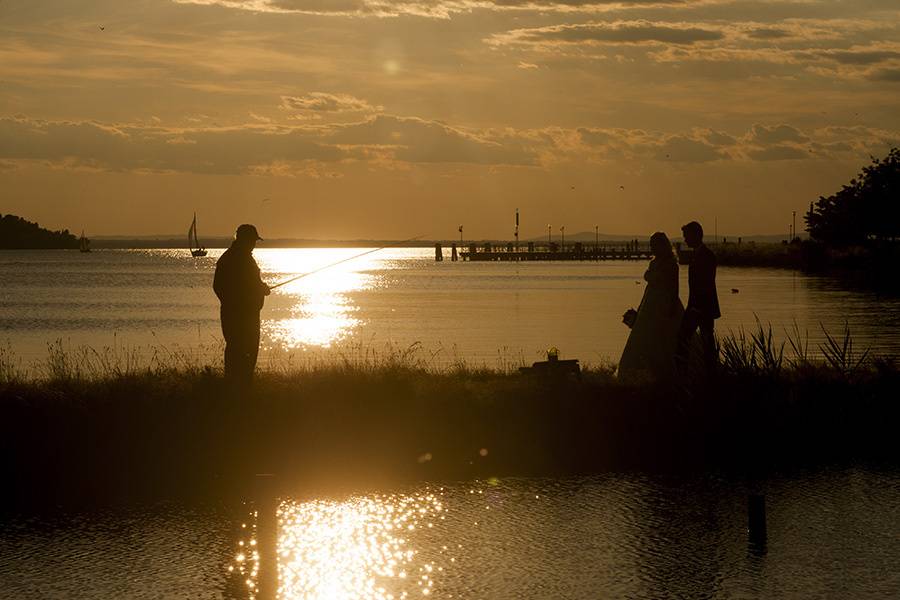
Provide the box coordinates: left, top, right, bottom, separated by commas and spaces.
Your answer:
1, 329, 897, 509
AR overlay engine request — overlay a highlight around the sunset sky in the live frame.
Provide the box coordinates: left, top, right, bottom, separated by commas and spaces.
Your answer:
1, 0, 898, 240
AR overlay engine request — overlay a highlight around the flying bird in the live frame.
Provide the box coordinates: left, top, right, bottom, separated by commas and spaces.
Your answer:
618, 185, 625, 190
731, 288, 739, 294
98, 25, 105, 31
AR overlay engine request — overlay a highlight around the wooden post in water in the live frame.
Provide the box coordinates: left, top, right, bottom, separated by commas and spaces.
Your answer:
255, 473, 279, 600
451, 243, 458, 261
435, 243, 443, 262
747, 493, 767, 554
515, 208, 519, 253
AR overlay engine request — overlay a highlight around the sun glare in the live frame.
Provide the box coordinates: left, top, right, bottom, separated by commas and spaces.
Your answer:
255, 249, 381, 349
233, 491, 451, 600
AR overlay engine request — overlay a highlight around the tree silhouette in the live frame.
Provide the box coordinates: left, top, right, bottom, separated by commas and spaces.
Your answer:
805, 148, 899, 246
0, 214, 79, 249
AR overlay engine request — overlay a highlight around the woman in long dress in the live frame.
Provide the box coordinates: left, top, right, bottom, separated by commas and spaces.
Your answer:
618, 232, 684, 383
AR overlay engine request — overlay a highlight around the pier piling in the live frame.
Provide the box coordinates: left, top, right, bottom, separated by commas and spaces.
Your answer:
748, 493, 767, 553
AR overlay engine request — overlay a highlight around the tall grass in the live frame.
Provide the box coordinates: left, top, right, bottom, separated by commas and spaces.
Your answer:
1, 337, 535, 385
820, 323, 870, 377
0, 343, 26, 385
719, 318, 785, 377
17, 338, 220, 383
0, 320, 885, 385
785, 320, 812, 369
719, 319, 876, 380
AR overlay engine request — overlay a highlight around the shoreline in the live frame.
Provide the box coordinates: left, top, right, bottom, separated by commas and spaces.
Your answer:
3, 239, 895, 270
3, 354, 896, 511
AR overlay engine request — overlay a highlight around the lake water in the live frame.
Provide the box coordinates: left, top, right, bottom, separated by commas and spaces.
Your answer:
1, 248, 898, 370
2, 251, 899, 598
1, 468, 897, 599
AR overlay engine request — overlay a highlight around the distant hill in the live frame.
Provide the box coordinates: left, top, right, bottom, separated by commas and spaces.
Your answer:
0, 214, 78, 249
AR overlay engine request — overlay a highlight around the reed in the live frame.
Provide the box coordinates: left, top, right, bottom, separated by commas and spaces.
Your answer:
820, 323, 870, 377
719, 318, 785, 378
718, 319, 882, 384
785, 320, 812, 370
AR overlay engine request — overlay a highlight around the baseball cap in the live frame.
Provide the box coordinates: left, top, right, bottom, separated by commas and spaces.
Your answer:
235, 224, 263, 242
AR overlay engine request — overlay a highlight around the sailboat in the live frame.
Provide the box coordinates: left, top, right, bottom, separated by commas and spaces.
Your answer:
79, 230, 91, 253
188, 213, 207, 257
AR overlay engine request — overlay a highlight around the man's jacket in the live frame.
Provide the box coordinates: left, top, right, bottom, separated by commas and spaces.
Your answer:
687, 244, 721, 320
213, 244, 267, 314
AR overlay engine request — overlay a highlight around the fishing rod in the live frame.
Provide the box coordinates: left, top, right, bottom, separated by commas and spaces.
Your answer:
267, 235, 425, 290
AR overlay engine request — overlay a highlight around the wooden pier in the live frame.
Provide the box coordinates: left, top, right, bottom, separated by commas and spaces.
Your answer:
455, 241, 654, 262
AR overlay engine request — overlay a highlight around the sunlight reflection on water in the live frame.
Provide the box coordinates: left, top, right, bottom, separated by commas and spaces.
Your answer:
224, 470, 900, 600
256, 249, 380, 349
1, 471, 896, 599
234, 490, 451, 600
3, 248, 900, 366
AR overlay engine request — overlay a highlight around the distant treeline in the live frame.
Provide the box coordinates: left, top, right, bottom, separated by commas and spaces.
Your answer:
0, 214, 78, 249
806, 147, 899, 246
715, 147, 899, 280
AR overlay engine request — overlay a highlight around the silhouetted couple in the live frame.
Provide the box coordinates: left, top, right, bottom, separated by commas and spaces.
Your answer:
213, 224, 270, 385
618, 221, 720, 383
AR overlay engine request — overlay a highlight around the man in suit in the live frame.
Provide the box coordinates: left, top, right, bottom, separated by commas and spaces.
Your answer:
677, 221, 720, 375
213, 224, 270, 384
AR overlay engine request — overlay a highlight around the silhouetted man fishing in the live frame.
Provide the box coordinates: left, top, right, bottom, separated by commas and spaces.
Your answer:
677, 220, 720, 376
214, 224, 270, 384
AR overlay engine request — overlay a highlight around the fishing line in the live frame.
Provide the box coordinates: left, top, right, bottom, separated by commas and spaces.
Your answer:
267, 235, 425, 290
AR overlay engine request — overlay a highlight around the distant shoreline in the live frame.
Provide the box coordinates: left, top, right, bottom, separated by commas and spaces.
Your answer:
3, 237, 797, 250
5, 241, 897, 292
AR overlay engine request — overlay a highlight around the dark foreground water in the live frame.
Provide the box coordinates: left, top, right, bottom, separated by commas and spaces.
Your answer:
1, 467, 897, 599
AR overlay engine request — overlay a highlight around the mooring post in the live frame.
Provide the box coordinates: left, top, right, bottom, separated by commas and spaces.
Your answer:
747, 493, 767, 553
451, 243, 458, 261
435, 242, 443, 261
254, 473, 279, 600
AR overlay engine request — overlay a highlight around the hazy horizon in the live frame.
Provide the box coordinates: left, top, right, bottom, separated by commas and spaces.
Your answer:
82, 229, 799, 241
1, 0, 898, 239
